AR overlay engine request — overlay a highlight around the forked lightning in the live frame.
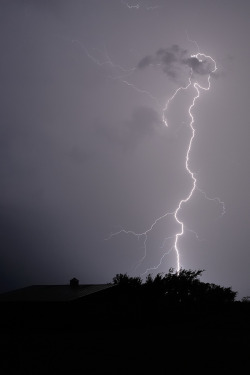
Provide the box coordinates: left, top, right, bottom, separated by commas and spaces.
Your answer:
108, 51, 225, 275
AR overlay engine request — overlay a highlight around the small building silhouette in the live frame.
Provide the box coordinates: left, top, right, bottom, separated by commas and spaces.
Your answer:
0, 282, 117, 330
70, 277, 79, 288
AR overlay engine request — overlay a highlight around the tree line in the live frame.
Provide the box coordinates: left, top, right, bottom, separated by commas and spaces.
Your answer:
112, 268, 237, 307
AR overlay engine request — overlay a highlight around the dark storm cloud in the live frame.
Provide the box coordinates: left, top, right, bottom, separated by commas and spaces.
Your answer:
183, 56, 215, 75
138, 44, 214, 79
137, 55, 154, 69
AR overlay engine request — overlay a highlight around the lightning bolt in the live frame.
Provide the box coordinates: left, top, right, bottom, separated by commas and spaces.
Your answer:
57, 15, 224, 277
65, 32, 224, 276
108, 49, 225, 276
169, 52, 217, 272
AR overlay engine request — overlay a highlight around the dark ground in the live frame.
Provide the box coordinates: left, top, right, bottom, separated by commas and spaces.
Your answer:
1, 302, 250, 374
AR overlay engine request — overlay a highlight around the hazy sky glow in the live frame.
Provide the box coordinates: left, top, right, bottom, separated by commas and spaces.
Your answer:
1, 0, 250, 299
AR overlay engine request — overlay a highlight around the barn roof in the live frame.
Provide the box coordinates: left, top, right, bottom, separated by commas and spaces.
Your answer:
0, 284, 114, 302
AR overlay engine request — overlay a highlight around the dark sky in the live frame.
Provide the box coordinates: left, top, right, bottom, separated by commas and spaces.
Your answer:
1, 0, 250, 299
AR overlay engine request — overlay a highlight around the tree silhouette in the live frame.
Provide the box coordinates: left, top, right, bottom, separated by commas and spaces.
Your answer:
112, 268, 237, 308
112, 273, 142, 288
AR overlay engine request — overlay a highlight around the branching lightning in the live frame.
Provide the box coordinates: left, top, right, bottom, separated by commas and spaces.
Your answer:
165, 52, 217, 272
107, 49, 225, 276
67, 32, 225, 276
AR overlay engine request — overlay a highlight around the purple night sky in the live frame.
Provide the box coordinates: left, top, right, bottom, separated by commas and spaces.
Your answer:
1, 0, 250, 300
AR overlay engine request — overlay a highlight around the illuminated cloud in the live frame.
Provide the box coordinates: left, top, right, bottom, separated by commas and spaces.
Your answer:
138, 44, 214, 79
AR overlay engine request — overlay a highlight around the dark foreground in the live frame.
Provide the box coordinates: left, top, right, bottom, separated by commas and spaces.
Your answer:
1, 301, 250, 374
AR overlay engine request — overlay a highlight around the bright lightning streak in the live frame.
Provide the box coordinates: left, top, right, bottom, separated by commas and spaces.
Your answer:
70, 33, 224, 275
106, 210, 175, 271
166, 52, 218, 272
108, 49, 224, 276
162, 76, 192, 127
59, 29, 224, 276
141, 247, 174, 276
197, 187, 226, 218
